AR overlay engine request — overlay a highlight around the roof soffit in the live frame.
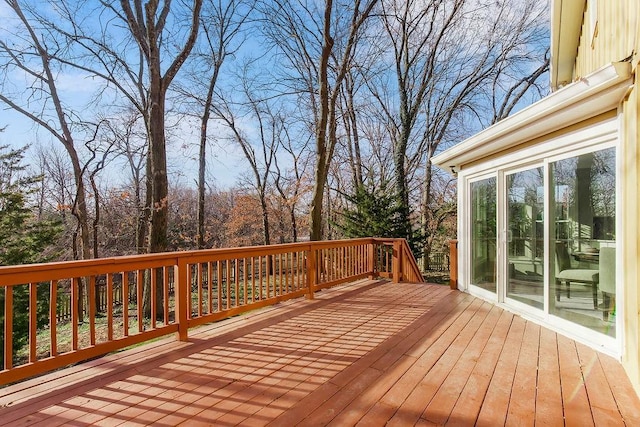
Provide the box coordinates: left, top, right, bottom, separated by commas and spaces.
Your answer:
551, 0, 586, 90
432, 62, 632, 172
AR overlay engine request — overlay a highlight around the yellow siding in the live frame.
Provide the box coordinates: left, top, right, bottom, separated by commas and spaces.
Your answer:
621, 68, 640, 396
572, 0, 640, 396
574, 1, 638, 77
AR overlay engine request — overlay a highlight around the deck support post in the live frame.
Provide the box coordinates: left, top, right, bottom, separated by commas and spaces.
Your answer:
175, 260, 189, 341
392, 240, 401, 283
306, 247, 317, 300
449, 240, 458, 290
368, 242, 376, 279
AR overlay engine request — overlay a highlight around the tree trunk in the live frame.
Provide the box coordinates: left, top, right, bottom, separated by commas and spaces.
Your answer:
393, 128, 412, 241
310, 157, 328, 241
197, 123, 207, 249
197, 69, 218, 250
289, 205, 298, 243
421, 156, 434, 268
309, 0, 333, 242
147, 80, 168, 321
260, 191, 271, 247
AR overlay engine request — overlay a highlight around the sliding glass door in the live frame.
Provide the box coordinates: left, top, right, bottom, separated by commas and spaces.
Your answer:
550, 147, 616, 337
505, 166, 544, 310
467, 145, 617, 341
470, 177, 496, 293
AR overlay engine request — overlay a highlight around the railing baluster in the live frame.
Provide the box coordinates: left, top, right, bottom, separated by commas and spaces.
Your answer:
50, 280, 58, 357
89, 276, 96, 346
278, 253, 283, 296
107, 274, 113, 341
122, 272, 129, 337
151, 268, 157, 328
234, 259, 240, 307
226, 260, 231, 309
294, 252, 299, 290
243, 258, 248, 306
28, 283, 37, 363
251, 257, 256, 303
264, 256, 269, 300
332, 247, 336, 281
289, 253, 294, 291
352, 246, 355, 276
164, 267, 170, 325
137, 270, 143, 333
71, 278, 79, 351
216, 261, 222, 311
208, 262, 213, 314
197, 263, 203, 317
258, 256, 262, 301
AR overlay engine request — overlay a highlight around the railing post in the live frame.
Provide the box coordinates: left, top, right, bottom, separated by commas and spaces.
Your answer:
175, 259, 189, 341
306, 247, 317, 299
368, 242, 376, 279
449, 239, 458, 290
392, 240, 401, 283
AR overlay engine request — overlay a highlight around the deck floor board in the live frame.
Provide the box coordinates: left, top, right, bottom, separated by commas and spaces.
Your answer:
1, 279, 638, 426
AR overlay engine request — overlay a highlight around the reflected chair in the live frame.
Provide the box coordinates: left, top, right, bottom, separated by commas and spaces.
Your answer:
555, 242, 599, 308
598, 247, 616, 321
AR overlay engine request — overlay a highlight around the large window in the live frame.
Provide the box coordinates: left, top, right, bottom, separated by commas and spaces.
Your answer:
470, 178, 496, 292
506, 167, 544, 309
550, 147, 616, 337
467, 146, 617, 338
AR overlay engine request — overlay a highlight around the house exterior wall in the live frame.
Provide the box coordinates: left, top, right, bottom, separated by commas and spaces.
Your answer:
435, 0, 640, 396
574, 1, 638, 79
621, 71, 640, 395
572, 0, 640, 394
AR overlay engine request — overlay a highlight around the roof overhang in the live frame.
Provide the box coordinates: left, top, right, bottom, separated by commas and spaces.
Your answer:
550, 0, 585, 90
432, 62, 632, 173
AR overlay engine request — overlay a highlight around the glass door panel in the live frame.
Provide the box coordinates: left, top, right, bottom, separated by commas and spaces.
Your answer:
550, 148, 616, 337
470, 178, 496, 292
506, 167, 544, 309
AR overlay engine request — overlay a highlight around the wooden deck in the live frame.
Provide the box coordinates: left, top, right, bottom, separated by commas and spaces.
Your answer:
1, 279, 639, 426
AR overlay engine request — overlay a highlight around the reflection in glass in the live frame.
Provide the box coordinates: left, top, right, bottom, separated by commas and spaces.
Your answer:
550, 148, 616, 337
506, 167, 544, 309
470, 178, 496, 292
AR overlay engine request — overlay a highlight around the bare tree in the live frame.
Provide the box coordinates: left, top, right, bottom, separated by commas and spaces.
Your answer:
102, 110, 148, 254
79, 122, 114, 259
258, 0, 379, 241
0, 0, 96, 261
176, 0, 253, 249
117, 0, 203, 254
338, 70, 365, 189
272, 126, 311, 243
369, 0, 548, 261
213, 75, 282, 247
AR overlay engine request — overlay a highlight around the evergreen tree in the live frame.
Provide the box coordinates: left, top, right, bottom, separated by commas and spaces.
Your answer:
0, 143, 62, 367
334, 183, 424, 261
334, 184, 405, 238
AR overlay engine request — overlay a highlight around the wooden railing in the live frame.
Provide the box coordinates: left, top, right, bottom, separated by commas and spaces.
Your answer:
0, 238, 423, 386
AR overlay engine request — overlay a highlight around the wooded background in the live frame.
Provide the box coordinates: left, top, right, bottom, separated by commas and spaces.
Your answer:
0, 0, 549, 269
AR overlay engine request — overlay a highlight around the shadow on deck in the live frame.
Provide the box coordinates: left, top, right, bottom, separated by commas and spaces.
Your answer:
1, 279, 639, 426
